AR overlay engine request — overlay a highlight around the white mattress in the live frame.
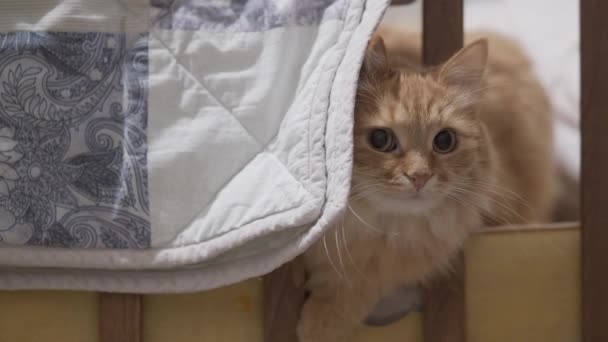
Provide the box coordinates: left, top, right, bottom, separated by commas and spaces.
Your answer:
0, 0, 390, 292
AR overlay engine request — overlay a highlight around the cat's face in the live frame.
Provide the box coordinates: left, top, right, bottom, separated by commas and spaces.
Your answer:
352, 36, 489, 214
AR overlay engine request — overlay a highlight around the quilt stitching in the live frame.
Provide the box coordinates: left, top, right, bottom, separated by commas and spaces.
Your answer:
147, 31, 265, 148
139, 0, 350, 196
136, 9, 342, 223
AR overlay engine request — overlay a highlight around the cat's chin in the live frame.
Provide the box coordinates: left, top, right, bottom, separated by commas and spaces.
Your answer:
366, 191, 440, 214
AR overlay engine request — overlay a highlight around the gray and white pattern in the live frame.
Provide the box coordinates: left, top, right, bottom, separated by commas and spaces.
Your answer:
151, 0, 348, 31
0, 32, 150, 249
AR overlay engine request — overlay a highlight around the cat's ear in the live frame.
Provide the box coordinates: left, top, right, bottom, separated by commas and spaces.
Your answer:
437, 39, 488, 91
360, 35, 390, 81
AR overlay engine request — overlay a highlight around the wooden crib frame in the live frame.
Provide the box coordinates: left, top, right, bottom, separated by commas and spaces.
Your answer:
97, 1, 608, 341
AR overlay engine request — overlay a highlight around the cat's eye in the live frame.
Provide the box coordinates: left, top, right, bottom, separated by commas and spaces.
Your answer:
433, 129, 457, 153
369, 128, 397, 152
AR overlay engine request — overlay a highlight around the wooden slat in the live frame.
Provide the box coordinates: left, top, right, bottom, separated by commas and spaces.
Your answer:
99, 293, 142, 342
263, 258, 307, 342
581, 0, 608, 341
423, 254, 466, 342
422, 0, 463, 66
422, 1, 466, 342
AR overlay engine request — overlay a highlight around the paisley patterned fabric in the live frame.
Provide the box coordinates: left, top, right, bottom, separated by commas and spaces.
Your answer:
0, 32, 150, 248
151, 0, 347, 31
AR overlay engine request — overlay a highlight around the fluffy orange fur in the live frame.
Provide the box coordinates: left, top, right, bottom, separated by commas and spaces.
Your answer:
298, 26, 555, 342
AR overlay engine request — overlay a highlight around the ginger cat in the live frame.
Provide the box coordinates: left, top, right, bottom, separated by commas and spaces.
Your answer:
297, 27, 554, 342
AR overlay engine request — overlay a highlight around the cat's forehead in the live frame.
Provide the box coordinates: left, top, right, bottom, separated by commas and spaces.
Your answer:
374, 74, 453, 126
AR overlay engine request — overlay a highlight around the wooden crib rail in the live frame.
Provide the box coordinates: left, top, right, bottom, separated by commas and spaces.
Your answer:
100, 293, 142, 342
580, 0, 608, 341
420, 1, 465, 342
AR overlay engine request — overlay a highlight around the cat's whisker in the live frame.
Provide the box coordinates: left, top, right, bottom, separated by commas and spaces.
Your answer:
356, 91, 379, 101
349, 182, 389, 196
452, 183, 531, 214
334, 228, 353, 288
355, 99, 381, 110
450, 177, 533, 213
461, 183, 523, 202
350, 185, 379, 195
455, 177, 529, 204
348, 191, 380, 203
465, 189, 527, 222
347, 204, 399, 236
350, 180, 384, 190
444, 191, 513, 225
349, 186, 384, 199
356, 93, 381, 103
450, 187, 526, 224
349, 185, 394, 203
471, 187, 531, 214
340, 218, 369, 282
440, 186, 511, 223
441, 191, 482, 213
356, 89, 382, 105
323, 235, 345, 281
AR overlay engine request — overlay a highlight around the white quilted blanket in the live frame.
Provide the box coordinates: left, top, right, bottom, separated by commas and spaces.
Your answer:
0, 0, 389, 292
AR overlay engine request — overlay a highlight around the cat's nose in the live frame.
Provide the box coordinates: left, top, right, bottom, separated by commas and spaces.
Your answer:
405, 172, 433, 191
